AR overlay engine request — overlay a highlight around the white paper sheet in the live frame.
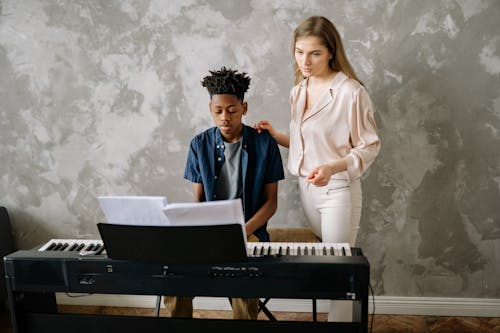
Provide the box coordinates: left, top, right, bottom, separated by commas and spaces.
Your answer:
97, 195, 169, 226
162, 199, 246, 240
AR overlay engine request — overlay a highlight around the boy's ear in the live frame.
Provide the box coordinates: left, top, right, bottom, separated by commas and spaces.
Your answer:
242, 101, 248, 115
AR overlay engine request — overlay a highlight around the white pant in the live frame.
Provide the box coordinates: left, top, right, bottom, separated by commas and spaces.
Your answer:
298, 177, 362, 322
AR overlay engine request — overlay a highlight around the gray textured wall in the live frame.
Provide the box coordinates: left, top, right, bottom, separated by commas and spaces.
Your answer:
1, 0, 499, 299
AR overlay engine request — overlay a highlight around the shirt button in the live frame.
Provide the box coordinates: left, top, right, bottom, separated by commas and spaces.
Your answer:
214, 176, 218, 180
218, 157, 222, 161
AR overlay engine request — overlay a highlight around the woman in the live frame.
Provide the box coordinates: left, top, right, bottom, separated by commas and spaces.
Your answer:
255, 16, 380, 321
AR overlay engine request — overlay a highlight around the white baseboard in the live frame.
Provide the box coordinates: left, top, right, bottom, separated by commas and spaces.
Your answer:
57, 293, 500, 317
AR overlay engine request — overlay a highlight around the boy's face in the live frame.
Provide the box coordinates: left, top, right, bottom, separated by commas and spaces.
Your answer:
209, 94, 247, 143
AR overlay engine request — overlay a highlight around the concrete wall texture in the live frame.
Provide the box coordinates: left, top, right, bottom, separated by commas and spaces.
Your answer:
1, 0, 499, 299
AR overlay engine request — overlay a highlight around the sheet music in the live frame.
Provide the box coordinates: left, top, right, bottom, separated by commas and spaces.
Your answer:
98, 196, 247, 243
162, 199, 247, 240
97, 196, 169, 226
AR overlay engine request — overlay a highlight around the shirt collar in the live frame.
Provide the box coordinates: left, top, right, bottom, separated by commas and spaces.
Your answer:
298, 71, 349, 92
215, 125, 248, 148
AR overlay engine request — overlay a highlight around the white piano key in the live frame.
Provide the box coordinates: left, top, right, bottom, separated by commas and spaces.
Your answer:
341, 243, 351, 256
245, 242, 354, 257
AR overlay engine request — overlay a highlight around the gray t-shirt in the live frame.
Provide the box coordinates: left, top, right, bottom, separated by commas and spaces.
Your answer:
214, 140, 243, 200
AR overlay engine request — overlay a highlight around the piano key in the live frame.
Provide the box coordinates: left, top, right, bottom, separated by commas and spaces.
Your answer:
335, 244, 342, 256
38, 239, 351, 258
343, 243, 352, 256
240, 240, 347, 257
94, 244, 105, 255
38, 239, 104, 254
52, 243, 63, 251
46, 242, 57, 251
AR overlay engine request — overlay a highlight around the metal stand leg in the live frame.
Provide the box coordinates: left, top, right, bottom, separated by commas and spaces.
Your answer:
154, 295, 162, 317
312, 299, 317, 322
258, 298, 276, 321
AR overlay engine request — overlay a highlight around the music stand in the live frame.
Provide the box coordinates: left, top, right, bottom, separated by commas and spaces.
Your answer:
97, 223, 248, 264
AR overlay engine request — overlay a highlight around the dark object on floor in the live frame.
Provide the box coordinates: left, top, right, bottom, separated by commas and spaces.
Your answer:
0, 206, 15, 306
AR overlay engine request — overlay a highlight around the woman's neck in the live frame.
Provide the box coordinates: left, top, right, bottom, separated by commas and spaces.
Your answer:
308, 70, 337, 86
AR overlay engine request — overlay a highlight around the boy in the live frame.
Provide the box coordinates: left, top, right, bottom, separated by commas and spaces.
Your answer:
164, 67, 285, 319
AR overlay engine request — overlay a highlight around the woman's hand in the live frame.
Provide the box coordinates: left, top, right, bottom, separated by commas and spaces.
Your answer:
306, 159, 347, 186
254, 120, 290, 148
254, 120, 276, 137
305, 164, 335, 186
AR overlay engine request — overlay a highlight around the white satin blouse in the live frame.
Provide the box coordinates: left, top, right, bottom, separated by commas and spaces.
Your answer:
287, 72, 381, 181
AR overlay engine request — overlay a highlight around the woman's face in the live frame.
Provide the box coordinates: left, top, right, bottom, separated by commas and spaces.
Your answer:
294, 36, 333, 78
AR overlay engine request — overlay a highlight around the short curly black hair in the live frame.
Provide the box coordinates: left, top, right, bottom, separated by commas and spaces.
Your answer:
201, 66, 251, 102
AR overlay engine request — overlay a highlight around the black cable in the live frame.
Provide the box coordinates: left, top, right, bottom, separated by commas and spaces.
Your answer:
369, 282, 375, 333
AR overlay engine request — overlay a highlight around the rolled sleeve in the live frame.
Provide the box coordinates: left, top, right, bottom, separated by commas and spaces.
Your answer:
264, 138, 285, 184
346, 86, 381, 180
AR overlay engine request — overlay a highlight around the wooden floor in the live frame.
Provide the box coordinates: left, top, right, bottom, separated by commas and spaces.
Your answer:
2, 304, 499, 333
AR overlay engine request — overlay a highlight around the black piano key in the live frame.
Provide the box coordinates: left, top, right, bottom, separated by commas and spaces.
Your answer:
68, 243, 78, 251
278, 246, 283, 256
330, 247, 335, 256
297, 246, 301, 256
304, 247, 309, 256
52, 243, 63, 251
76, 243, 85, 251
60, 243, 69, 251
286, 246, 290, 255
84, 243, 95, 251
94, 245, 105, 255
323, 246, 327, 256
253, 246, 257, 256
342, 247, 347, 256
259, 246, 264, 256
46, 242, 57, 251
267, 246, 272, 256
311, 247, 315, 256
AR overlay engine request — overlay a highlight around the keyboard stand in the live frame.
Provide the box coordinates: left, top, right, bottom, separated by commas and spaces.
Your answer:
257, 298, 276, 321
154, 296, 162, 317
153, 296, 276, 320
228, 297, 276, 321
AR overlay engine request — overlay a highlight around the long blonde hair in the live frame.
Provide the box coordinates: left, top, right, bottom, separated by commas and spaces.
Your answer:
292, 16, 362, 85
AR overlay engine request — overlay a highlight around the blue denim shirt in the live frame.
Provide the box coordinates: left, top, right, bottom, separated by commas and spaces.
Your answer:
184, 125, 285, 241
